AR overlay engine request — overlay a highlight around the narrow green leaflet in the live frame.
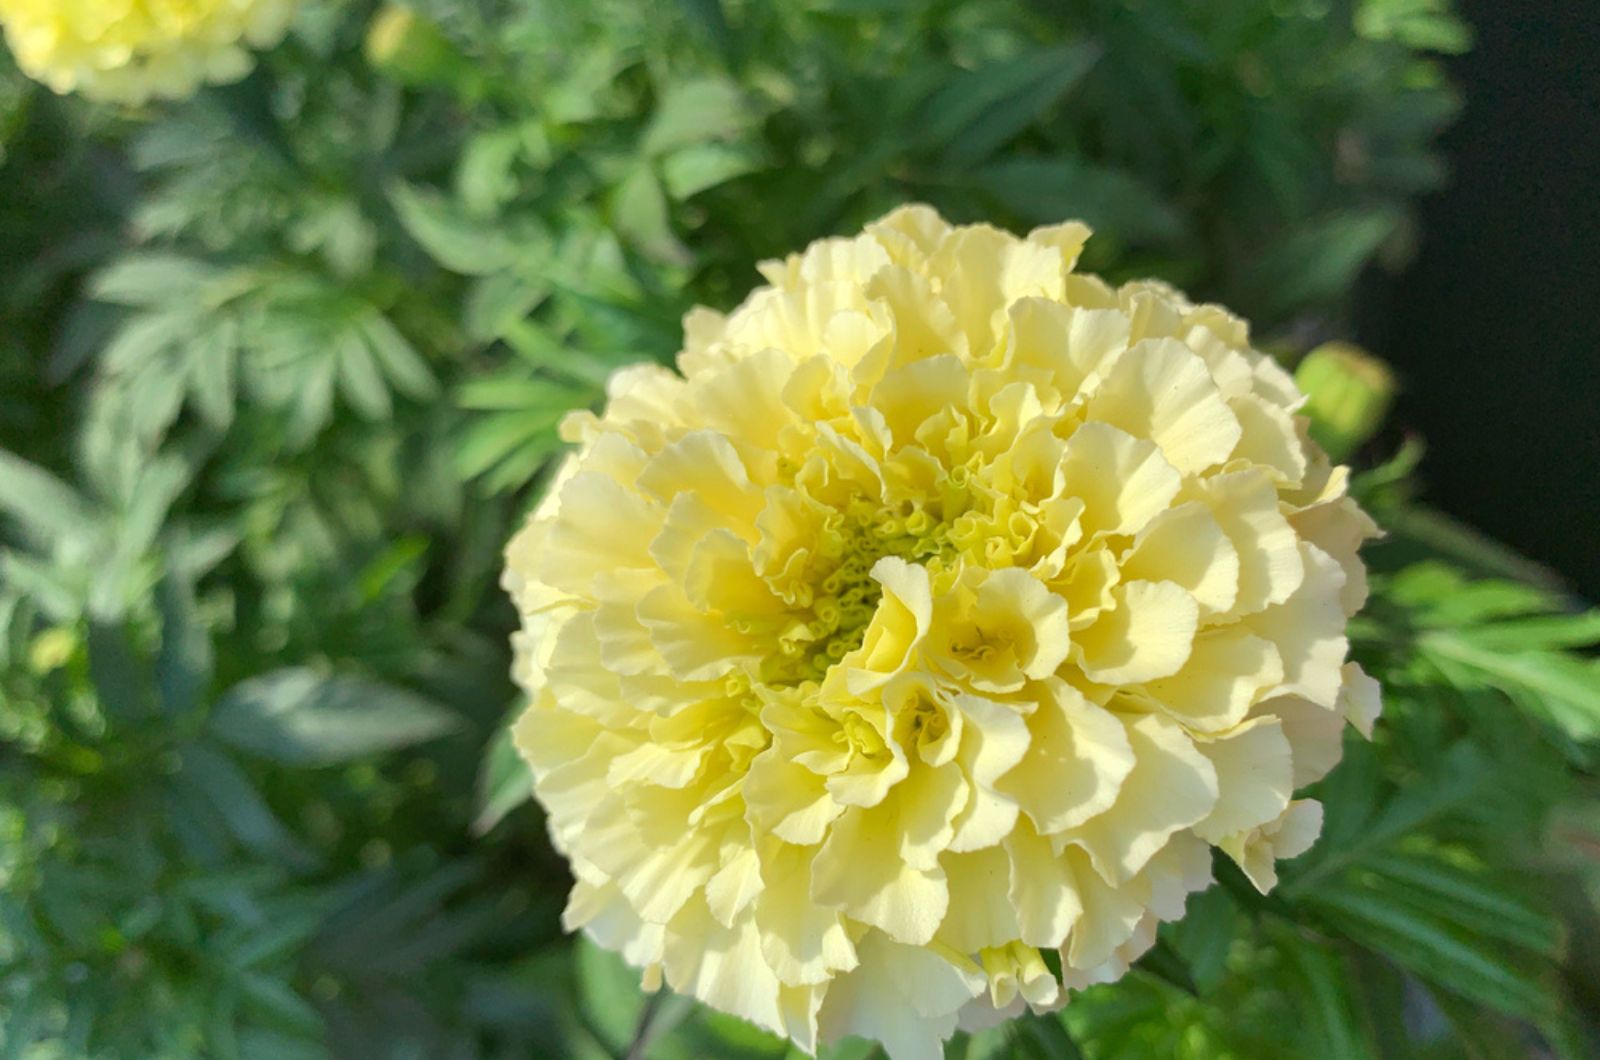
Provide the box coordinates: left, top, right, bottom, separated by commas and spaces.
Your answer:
209, 668, 461, 767
473, 718, 535, 835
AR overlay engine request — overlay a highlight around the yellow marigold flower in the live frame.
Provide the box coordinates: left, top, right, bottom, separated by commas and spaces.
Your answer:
503, 206, 1381, 1057
0, 0, 298, 104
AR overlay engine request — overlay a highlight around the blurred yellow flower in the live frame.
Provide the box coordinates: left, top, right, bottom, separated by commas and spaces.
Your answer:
503, 206, 1380, 1057
0, 0, 298, 104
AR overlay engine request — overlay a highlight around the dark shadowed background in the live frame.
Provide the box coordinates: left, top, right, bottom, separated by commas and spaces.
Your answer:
1361, 2, 1600, 599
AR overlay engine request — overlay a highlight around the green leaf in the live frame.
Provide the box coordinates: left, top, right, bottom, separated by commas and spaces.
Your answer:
87, 622, 154, 720
575, 935, 650, 1054
156, 572, 211, 716
1304, 875, 1557, 1019
1008, 1012, 1086, 1059
90, 254, 220, 306
455, 411, 563, 480
237, 972, 323, 1037
1163, 885, 1239, 993
473, 717, 535, 835
1382, 507, 1566, 588
334, 328, 392, 420
974, 156, 1186, 242
921, 44, 1102, 169
1451, 611, 1600, 652
1135, 939, 1198, 996
1271, 927, 1374, 1060
172, 743, 313, 867
389, 182, 523, 275
1244, 209, 1404, 317
613, 164, 690, 265
1420, 633, 1600, 740
661, 142, 764, 200
643, 77, 752, 156
209, 668, 461, 766
360, 313, 438, 400
0, 449, 94, 542
1355, 850, 1562, 955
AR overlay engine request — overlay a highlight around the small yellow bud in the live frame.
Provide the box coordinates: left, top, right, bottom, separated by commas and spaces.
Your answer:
365, 5, 467, 90
1295, 341, 1397, 462
28, 627, 77, 674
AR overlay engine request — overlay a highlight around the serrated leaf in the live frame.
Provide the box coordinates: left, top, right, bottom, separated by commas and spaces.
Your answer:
210, 668, 461, 766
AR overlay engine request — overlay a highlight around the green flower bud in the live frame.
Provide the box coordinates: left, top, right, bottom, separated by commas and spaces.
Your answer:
1295, 342, 1397, 463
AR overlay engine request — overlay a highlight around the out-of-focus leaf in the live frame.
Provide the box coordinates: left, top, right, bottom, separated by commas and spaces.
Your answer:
172, 743, 313, 867
90, 254, 221, 305
1303, 870, 1559, 1020
474, 717, 535, 835
0, 449, 93, 542
389, 182, 523, 275
209, 668, 461, 766
1420, 634, 1600, 741
156, 572, 211, 716
613, 165, 690, 265
87, 622, 154, 720
642, 77, 752, 156
662, 142, 764, 200
1244, 209, 1404, 317
974, 156, 1186, 242
1008, 1012, 1086, 1059
1270, 925, 1376, 1060
575, 935, 650, 1054
920, 43, 1102, 168
1164, 885, 1239, 993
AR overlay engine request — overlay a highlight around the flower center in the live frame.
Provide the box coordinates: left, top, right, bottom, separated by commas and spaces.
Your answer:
763, 496, 957, 686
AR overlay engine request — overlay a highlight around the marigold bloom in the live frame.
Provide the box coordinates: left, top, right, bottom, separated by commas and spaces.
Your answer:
503, 207, 1380, 1057
0, 0, 298, 104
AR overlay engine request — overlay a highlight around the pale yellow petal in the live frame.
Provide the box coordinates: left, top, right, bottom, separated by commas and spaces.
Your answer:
1059, 421, 1182, 538
1191, 718, 1294, 843
1339, 661, 1383, 738
1068, 713, 1218, 884
1087, 338, 1243, 475
998, 679, 1134, 836
1139, 626, 1283, 734
1119, 502, 1241, 617
1075, 580, 1199, 686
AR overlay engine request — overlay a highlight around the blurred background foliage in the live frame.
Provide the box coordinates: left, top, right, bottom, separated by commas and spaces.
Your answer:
1, 0, 1597, 1057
